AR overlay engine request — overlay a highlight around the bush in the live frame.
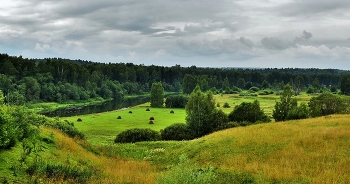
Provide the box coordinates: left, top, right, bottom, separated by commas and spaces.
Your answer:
223, 102, 230, 108
150, 117, 154, 120
165, 95, 188, 108
309, 93, 345, 117
216, 102, 220, 107
286, 103, 309, 120
249, 86, 259, 92
77, 118, 82, 122
146, 108, 150, 111
229, 100, 270, 124
117, 116, 121, 119
114, 128, 161, 143
149, 120, 154, 124
170, 110, 174, 114
161, 123, 193, 140
129, 111, 132, 113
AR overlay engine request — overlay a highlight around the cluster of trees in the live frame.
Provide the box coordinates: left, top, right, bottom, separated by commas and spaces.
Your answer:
2, 53, 350, 105
0, 90, 83, 150
272, 84, 349, 122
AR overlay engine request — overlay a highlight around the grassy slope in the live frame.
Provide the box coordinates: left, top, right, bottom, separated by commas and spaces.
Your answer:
159, 114, 350, 183
1, 127, 159, 183
87, 114, 350, 183
2, 115, 349, 183
62, 103, 186, 144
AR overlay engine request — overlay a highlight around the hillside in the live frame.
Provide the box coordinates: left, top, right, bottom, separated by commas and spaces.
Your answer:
2, 114, 350, 183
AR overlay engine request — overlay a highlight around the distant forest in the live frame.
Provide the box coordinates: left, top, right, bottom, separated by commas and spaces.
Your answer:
1, 53, 350, 104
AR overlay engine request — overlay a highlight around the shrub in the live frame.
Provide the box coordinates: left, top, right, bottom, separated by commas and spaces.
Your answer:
146, 108, 150, 111
161, 123, 193, 140
249, 86, 259, 92
223, 102, 230, 108
149, 120, 154, 124
229, 100, 270, 124
150, 117, 154, 120
165, 95, 188, 108
114, 128, 161, 143
309, 93, 346, 117
216, 102, 220, 107
117, 116, 121, 119
128, 111, 132, 113
170, 110, 174, 113
286, 103, 310, 120
77, 118, 82, 122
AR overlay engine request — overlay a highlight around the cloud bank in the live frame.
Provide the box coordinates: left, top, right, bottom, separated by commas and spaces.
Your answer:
1, 0, 350, 69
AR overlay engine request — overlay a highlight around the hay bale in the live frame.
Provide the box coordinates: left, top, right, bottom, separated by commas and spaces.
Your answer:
149, 120, 154, 124
149, 117, 154, 120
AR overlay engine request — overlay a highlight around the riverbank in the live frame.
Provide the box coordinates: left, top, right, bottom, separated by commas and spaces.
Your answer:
28, 92, 179, 114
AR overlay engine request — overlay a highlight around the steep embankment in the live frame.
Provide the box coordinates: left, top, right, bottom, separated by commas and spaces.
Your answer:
161, 114, 350, 183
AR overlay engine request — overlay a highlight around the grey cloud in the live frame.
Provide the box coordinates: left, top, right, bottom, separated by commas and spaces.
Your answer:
295, 30, 313, 42
302, 30, 312, 40
261, 37, 296, 50
176, 37, 255, 56
276, 0, 350, 16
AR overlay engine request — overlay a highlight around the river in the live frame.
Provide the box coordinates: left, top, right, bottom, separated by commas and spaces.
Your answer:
42, 96, 150, 117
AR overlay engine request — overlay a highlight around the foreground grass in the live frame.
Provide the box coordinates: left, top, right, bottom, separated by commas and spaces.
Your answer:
0, 127, 159, 183
62, 103, 186, 144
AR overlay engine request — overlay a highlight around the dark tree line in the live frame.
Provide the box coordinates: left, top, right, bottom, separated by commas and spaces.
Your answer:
1, 53, 350, 104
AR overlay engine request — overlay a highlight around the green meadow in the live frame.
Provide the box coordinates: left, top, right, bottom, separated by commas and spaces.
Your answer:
63, 102, 186, 144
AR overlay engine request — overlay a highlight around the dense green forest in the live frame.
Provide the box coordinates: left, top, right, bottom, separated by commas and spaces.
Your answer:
1, 53, 350, 105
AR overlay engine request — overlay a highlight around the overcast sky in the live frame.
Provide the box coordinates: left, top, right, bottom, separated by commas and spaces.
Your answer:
1, 0, 350, 69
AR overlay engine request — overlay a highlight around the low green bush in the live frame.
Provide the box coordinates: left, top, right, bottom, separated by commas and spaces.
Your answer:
161, 123, 193, 141
115, 128, 161, 143
223, 102, 230, 108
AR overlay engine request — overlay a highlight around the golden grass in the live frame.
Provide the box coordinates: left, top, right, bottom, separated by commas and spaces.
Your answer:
40, 128, 158, 184
170, 114, 350, 183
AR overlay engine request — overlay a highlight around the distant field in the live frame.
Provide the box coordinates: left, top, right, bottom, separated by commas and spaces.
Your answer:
215, 92, 314, 115
62, 103, 186, 144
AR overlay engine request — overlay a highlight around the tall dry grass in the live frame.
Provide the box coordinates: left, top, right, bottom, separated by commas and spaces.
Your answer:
174, 114, 350, 183
40, 128, 158, 184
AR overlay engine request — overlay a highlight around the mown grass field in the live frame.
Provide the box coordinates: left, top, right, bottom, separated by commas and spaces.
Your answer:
62, 102, 186, 144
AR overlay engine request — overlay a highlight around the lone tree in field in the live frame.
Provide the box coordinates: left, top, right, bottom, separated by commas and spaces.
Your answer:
273, 84, 295, 121
150, 82, 164, 107
185, 86, 227, 137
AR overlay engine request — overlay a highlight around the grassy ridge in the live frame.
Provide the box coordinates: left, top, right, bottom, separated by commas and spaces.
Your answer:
157, 114, 350, 183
